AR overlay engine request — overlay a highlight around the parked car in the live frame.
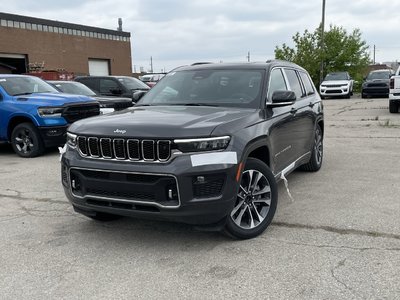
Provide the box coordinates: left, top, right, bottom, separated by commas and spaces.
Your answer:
362, 69, 393, 98
139, 73, 165, 87
319, 71, 353, 99
49, 81, 133, 114
75, 76, 150, 100
0, 75, 99, 157
388, 66, 400, 113
61, 60, 324, 239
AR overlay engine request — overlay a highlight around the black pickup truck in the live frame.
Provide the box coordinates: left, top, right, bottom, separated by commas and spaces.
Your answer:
61, 60, 324, 239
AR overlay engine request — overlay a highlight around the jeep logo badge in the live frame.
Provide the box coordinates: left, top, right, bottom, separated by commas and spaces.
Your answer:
114, 129, 127, 134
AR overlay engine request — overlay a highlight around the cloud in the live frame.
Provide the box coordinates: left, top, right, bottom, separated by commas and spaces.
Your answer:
2, 0, 400, 71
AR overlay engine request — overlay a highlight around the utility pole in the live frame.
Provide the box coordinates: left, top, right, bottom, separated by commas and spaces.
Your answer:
246, 51, 250, 62
319, 0, 326, 85
150, 56, 153, 73
373, 44, 376, 64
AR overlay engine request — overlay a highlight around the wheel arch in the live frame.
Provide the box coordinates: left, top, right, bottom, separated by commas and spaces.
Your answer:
7, 115, 37, 141
240, 136, 271, 168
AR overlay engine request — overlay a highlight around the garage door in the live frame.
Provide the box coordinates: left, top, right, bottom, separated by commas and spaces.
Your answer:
88, 59, 110, 76
0, 53, 27, 74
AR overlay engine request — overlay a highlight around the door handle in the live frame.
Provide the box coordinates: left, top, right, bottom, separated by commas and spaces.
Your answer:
309, 102, 315, 108
290, 108, 297, 114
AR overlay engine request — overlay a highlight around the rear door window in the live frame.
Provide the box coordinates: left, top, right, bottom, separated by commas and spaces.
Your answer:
299, 72, 315, 96
284, 69, 304, 99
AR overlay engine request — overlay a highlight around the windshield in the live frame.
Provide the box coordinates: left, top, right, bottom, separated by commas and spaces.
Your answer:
137, 69, 264, 108
324, 72, 348, 81
0, 76, 59, 96
116, 77, 150, 90
367, 71, 391, 80
53, 82, 96, 96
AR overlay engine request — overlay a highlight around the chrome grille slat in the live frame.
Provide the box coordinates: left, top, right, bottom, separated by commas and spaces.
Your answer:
88, 137, 100, 157
77, 136, 171, 162
113, 139, 126, 160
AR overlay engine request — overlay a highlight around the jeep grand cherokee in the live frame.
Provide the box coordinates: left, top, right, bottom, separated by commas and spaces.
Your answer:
61, 61, 324, 239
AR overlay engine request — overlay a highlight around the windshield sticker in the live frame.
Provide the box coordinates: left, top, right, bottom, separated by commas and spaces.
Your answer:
0, 79, 6, 82
167, 72, 176, 76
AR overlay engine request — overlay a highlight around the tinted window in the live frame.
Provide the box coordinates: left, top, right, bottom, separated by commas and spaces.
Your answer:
139, 69, 264, 108
100, 79, 119, 94
267, 68, 287, 100
78, 78, 99, 92
284, 69, 303, 99
299, 72, 315, 96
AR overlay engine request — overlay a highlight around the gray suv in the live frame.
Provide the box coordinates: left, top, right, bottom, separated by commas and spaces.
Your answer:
61, 61, 324, 239
75, 76, 149, 99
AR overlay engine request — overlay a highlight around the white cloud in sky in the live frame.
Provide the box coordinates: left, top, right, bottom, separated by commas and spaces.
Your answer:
2, 0, 400, 72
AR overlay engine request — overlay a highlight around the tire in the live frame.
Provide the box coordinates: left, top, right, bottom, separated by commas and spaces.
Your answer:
224, 158, 278, 239
300, 124, 323, 172
389, 101, 399, 113
89, 212, 122, 222
361, 92, 367, 99
11, 122, 45, 158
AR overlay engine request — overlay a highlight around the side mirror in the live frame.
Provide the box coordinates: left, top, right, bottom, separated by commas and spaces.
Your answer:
132, 90, 147, 102
268, 90, 296, 107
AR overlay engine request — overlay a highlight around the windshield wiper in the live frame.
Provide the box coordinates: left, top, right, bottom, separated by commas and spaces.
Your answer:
13, 92, 32, 96
184, 103, 218, 107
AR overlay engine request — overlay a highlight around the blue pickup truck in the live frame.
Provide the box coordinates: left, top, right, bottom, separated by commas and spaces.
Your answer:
0, 74, 100, 157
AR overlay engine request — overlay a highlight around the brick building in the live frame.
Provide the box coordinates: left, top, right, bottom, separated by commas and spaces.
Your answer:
0, 12, 132, 76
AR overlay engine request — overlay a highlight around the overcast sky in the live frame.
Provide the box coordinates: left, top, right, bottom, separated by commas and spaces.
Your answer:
2, 0, 400, 73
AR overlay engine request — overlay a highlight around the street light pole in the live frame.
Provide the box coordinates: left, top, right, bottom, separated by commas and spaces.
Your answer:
320, 0, 326, 85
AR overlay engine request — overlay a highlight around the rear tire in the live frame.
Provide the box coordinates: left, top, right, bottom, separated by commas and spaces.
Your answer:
389, 101, 399, 113
11, 122, 45, 158
300, 124, 323, 172
224, 158, 278, 239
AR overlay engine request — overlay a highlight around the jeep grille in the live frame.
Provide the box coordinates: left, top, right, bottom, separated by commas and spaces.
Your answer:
77, 136, 171, 162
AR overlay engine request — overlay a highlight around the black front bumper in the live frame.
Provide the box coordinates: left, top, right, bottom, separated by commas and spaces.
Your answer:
362, 87, 389, 96
61, 149, 238, 225
39, 125, 68, 148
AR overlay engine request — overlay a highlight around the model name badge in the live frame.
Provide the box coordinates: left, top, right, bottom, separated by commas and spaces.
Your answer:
114, 129, 127, 134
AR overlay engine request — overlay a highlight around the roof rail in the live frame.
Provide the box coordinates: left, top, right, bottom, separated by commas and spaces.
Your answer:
191, 62, 212, 66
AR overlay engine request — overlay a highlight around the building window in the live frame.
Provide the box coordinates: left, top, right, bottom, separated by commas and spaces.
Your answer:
32, 23, 37, 30
68, 28, 72, 35
0, 19, 6, 27
26, 23, 32, 30
13, 21, 20, 28
37, 24, 43, 31
48, 26, 53, 32
7, 20, 13, 27
72, 29, 77, 35
43, 25, 48, 32
20, 22, 26, 29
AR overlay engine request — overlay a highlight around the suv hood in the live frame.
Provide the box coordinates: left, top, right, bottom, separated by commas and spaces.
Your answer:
69, 105, 258, 138
93, 96, 133, 109
13, 93, 94, 106
321, 80, 350, 86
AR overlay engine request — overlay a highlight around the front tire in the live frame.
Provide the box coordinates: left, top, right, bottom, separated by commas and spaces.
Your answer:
389, 101, 399, 113
11, 122, 44, 158
224, 158, 278, 239
300, 124, 323, 172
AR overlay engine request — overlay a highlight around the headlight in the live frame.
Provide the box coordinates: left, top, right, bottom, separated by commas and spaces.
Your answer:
174, 136, 230, 153
38, 107, 63, 117
66, 132, 77, 147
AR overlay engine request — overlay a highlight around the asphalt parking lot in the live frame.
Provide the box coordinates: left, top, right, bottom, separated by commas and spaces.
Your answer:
1, 96, 399, 299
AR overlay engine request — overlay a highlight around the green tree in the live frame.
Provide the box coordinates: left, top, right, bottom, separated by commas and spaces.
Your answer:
275, 25, 370, 86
